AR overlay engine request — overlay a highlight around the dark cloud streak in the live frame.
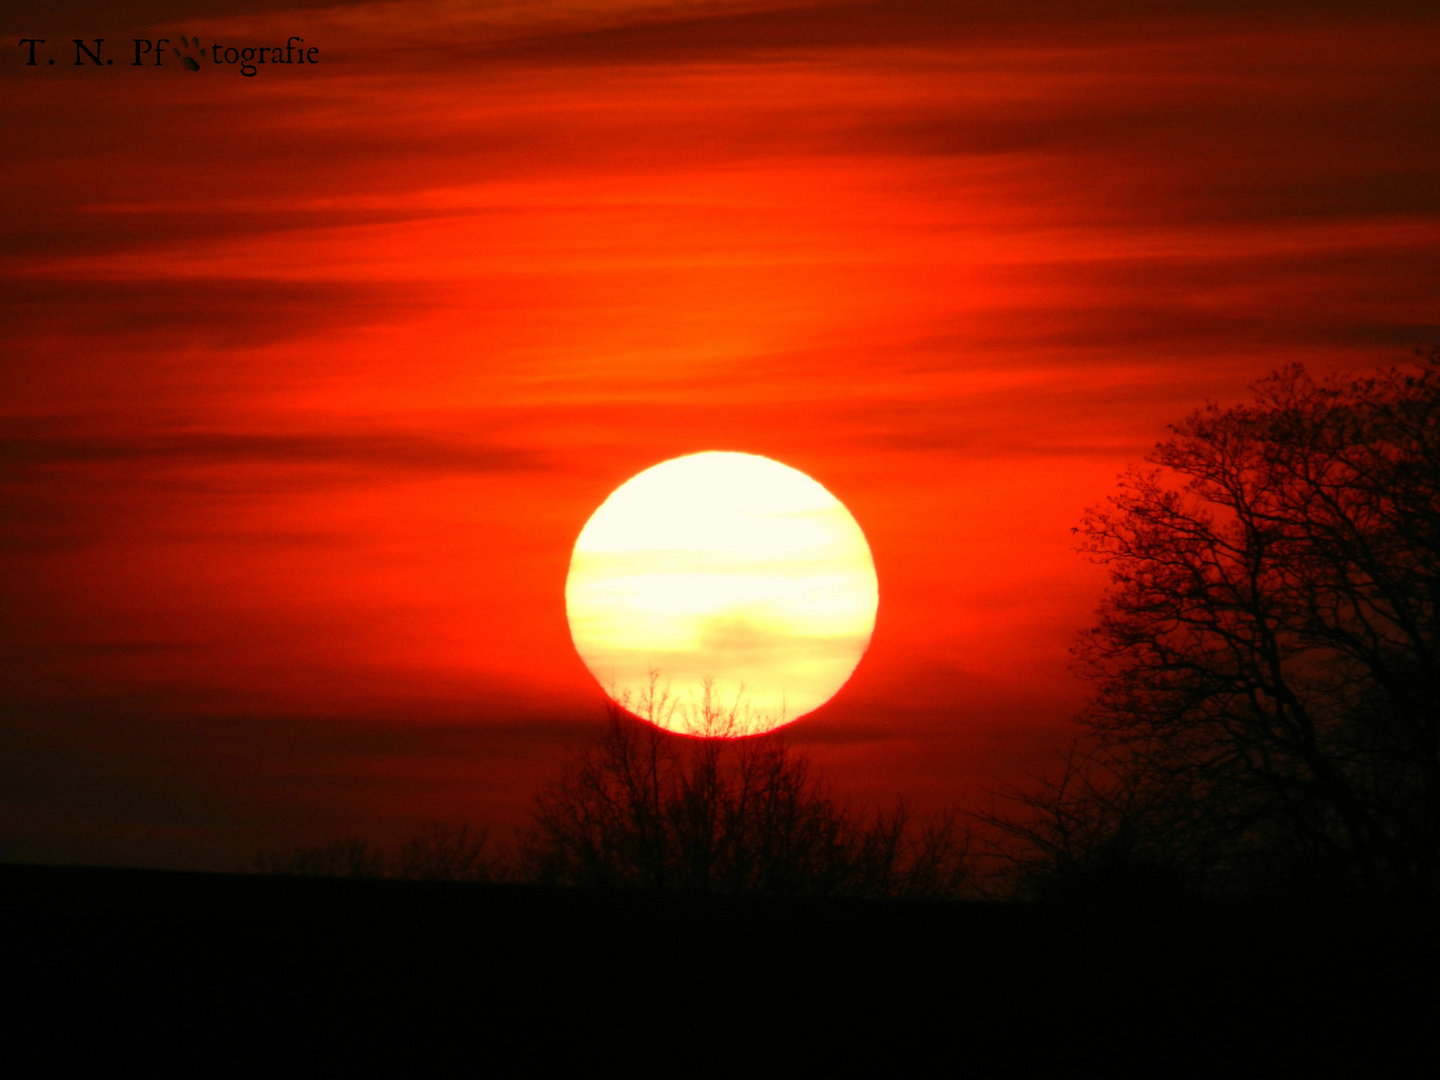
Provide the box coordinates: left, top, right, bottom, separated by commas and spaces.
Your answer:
0, 424, 548, 476
457, 0, 1440, 68
0, 277, 449, 349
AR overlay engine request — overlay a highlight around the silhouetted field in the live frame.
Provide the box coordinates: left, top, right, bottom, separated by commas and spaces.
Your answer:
5, 861, 1434, 1042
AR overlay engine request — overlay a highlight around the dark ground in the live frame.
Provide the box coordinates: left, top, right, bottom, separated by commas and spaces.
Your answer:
4, 862, 1434, 1058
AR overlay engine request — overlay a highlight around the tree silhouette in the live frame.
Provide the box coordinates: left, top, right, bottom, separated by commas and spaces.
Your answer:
520, 689, 970, 899
1004, 351, 1440, 899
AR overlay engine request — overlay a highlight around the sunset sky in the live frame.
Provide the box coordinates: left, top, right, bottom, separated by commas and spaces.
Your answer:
3, 0, 1438, 869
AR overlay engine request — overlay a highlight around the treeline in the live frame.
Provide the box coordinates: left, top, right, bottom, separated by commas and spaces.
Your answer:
258, 708, 971, 899
261, 351, 1440, 902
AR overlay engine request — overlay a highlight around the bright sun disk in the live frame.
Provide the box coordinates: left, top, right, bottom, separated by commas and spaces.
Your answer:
565, 451, 879, 736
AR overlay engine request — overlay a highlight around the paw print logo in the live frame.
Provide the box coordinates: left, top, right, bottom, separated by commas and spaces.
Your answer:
173, 36, 203, 71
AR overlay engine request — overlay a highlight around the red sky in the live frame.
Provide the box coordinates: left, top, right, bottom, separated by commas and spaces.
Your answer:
3, 0, 1438, 869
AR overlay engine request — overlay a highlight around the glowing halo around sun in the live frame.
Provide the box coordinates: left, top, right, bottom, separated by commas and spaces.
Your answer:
565, 451, 879, 736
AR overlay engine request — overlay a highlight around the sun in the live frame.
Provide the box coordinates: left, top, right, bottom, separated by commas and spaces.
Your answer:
565, 451, 879, 736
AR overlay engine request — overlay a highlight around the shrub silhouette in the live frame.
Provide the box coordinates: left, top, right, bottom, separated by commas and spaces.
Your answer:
256, 823, 502, 882
520, 695, 970, 899
978, 744, 1225, 903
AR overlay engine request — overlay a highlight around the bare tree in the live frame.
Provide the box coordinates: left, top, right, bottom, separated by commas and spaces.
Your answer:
1036, 350, 1440, 899
519, 694, 970, 900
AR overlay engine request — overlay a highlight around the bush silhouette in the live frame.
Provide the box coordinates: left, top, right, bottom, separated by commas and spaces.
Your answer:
520, 695, 970, 899
256, 823, 503, 882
